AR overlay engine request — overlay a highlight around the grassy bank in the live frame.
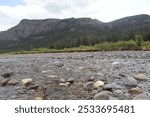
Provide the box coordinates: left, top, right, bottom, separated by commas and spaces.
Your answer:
8, 40, 150, 54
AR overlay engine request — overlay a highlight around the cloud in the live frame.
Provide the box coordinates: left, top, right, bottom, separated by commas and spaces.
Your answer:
0, 0, 150, 31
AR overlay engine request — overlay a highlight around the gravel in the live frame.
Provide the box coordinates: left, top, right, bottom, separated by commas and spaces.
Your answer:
0, 51, 150, 100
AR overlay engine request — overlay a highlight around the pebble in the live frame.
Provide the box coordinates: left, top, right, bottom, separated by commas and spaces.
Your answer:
94, 91, 112, 100
54, 61, 64, 67
67, 78, 75, 83
88, 76, 95, 81
0, 79, 10, 86
133, 74, 148, 81
8, 79, 18, 85
133, 94, 150, 100
113, 90, 124, 98
59, 78, 66, 83
48, 75, 58, 78
83, 82, 93, 91
112, 61, 121, 68
59, 82, 69, 87
128, 87, 142, 95
35, 97, 43, 100
0, 51, 150, 100
41, 70, 52, 73
93, 81, 104, 89
21, 78, 32, 86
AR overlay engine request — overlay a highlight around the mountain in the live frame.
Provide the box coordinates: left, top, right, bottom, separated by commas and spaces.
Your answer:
0, 14, 150, 51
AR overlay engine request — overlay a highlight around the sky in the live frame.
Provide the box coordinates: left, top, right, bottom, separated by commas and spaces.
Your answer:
0, 0, 150, 31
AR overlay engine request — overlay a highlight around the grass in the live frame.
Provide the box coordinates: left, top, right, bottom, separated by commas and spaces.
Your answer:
3, 40, 150, 54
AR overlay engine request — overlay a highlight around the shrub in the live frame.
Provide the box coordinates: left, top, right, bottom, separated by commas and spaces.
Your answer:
135, 34, 143, 47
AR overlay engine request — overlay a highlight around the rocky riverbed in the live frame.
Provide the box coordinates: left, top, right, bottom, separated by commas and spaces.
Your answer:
0, 51, 150, 100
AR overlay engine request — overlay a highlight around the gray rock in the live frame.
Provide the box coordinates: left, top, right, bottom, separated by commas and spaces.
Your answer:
59, 78, 66, 83
124, 77, 138, 87
67, 78, 75, 83
8, 79, 18, 85
88, 76, 95, 81
48, 75, 59, 83
109, 96, 119, 100
94, 91, 112, 100
54, 61, 64, 67
28, 84, 39, 90
133, 74, 148, 81
103, 83, 121, 91
133, 94, 150, 100
112, 61, 122, 68
83, 82, 93, 91
113, 90, 125, 99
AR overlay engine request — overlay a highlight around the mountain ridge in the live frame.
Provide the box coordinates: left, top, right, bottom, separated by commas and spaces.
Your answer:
0, 14, 150, 51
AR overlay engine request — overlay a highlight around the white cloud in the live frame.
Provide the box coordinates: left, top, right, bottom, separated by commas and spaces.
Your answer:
0, 0, 150, 31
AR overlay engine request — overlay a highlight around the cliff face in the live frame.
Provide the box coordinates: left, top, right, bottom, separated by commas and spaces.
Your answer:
0, 14, 150, 51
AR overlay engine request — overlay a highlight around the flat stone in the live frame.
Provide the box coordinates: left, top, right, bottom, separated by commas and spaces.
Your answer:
128, 87, 142, 95
93, 81, 104, 89
21, 78, 32, 86
83, 82, 93, 91
94, 91, 112, 100
133, 74, 148, 81
133, 94, 150, 100
67, 78, 75, 83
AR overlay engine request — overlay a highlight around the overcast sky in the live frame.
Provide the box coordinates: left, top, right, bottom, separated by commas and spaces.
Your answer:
0, 0, 150, 31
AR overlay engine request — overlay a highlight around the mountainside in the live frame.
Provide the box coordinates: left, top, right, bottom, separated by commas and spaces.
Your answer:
0, 14, 150, 51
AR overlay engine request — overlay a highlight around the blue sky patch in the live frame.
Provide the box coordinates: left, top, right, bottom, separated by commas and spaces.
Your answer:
0, 0, 23, 6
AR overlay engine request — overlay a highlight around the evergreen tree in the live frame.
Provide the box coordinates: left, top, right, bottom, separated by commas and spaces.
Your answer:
135, 34, 143, 47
